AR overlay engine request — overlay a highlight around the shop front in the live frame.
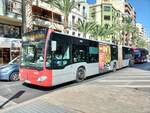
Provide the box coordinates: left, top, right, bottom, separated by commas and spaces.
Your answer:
0, 37, 21, 64
0, 48, 10, 64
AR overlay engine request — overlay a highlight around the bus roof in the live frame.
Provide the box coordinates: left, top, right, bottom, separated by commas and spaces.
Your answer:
54, 30, 116, 46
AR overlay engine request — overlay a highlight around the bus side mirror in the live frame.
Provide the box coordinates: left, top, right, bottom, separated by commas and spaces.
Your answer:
51, 41, 57, 51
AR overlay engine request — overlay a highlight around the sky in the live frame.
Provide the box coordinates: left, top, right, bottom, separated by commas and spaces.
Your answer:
129, 0, 150, 37
87, 0, 150, 38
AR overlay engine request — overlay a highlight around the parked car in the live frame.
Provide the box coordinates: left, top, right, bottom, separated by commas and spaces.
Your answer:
0, 56, 19, 81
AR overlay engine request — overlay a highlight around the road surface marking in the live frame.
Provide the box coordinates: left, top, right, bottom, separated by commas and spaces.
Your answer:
111, 85, 150, 88
0, 95, 17, 108
115, 76, 150, 78
97, 80, 150, 82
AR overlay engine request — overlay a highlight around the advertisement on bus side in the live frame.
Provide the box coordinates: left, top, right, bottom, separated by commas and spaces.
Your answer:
99, 44, 111, 72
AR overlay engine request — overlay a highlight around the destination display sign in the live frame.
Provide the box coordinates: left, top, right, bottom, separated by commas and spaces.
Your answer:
23, 30, 47, 42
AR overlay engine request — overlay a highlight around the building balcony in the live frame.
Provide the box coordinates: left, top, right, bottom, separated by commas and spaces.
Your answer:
32, 5, 63, 31
33, 15, 64, 31
5, 0, 22, 19
125, 3, 133, 11
32, 0, 62, 15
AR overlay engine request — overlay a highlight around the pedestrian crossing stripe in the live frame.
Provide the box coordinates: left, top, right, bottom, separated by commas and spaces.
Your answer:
97, 80, 150, 82
111, 85, 150, 88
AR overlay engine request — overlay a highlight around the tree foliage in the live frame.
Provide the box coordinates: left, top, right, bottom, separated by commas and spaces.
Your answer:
47, 0, 78, 33
76, 20, 96, 38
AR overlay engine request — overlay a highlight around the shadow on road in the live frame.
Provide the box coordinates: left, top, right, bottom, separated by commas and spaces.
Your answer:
22, 72, 110, 92
23, 81, 75, 92
0, 90, 25, 109
131, 62, 150, 71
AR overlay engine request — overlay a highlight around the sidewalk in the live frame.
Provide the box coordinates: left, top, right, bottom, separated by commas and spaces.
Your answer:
0, 96, 16, 109
0, 82, 150, 113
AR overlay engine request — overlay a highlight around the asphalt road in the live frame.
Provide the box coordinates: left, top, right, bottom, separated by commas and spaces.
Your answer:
0, 62, 150, 105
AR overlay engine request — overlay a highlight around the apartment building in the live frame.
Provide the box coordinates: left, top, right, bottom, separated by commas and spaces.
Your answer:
112, 0, 136, 24
90, 0, 136, 43
90, 1, 123, 42
136, 23, 144, 38
92, 0, 136, 25
136, 23, 149, 41
68, 0, 90, 37
0, 0, 22, 64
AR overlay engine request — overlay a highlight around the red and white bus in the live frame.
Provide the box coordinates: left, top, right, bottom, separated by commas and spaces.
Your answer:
20, 29, 133, 87
132, 48, 149, 63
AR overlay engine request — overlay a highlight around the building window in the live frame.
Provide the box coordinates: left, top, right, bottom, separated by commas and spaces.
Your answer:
78, 18, 81, 22
72, 16, 75, 25
83, 6, 86, 17
104, 15, 110, 20
117, 13, 120, 17
7, 0, 22, 15
0, 23, 21, 39
104, 6, 111, 12
78, 3, 80, 10
91, 12, 96, 19
72, 32, 75, 36
78, 33, 80, 37
0, 48, 10, 64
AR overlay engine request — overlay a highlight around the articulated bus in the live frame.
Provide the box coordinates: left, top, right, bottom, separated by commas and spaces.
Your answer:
20, 29, 133, 87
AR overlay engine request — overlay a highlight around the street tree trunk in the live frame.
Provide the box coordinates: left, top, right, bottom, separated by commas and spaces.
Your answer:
22, 0, 33, 34
63, 15, 68, 33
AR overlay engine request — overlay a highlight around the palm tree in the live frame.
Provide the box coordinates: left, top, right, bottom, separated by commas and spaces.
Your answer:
22, 0, 33, 33
104, 25, 117, 41
136, 37, 146, 48
90, 24, 106, 40
120, 17, 134, 46
76, 20, 96, 38
49, 0, 78, 33
131, 26, 140, 47
110, 21, 121, 44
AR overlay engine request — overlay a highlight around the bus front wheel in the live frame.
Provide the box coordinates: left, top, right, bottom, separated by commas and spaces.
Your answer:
76, 67, 85, 82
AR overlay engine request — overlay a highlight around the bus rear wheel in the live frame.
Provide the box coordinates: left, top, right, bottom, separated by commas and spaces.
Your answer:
76, 67, 85, 82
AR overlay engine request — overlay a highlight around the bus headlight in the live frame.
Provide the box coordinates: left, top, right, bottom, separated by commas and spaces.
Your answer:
37, 76, 47, 82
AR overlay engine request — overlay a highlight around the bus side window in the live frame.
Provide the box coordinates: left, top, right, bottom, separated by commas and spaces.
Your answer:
72, 45, 87, 63
88, 47, 98, 63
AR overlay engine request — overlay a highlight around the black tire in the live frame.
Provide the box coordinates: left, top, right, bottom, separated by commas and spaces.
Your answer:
76, 67, 85, 82
9, 72, 19, 81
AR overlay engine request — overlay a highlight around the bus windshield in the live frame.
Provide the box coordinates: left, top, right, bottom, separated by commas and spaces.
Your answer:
134, 50, 141, 58
21, 40, 45, 69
